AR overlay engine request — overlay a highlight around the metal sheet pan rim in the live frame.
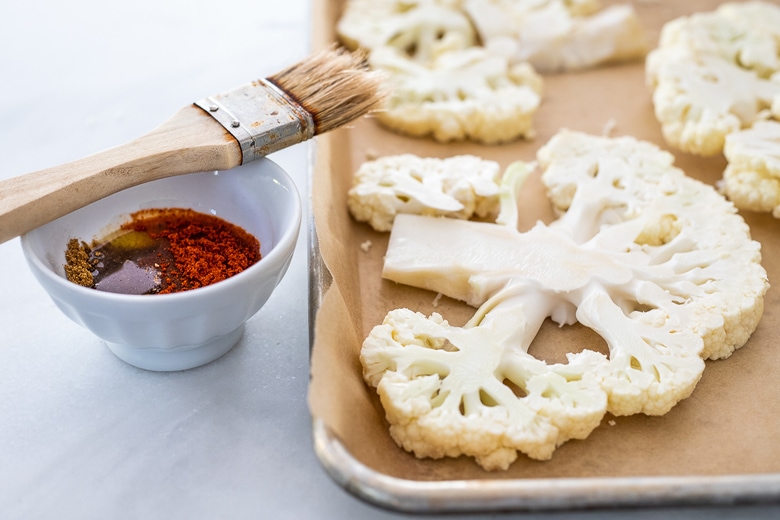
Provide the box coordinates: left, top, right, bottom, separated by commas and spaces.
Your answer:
310, 416, 780, 513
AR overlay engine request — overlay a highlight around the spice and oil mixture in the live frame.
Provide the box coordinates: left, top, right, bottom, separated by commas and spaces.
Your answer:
64, 208, 261, 295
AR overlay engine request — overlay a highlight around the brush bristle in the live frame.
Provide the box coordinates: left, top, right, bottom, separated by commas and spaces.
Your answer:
266, 46, 386, 135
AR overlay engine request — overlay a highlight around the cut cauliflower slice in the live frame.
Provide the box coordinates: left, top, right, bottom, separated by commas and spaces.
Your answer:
361, 130, 768, 470
369, 46, 543, 144
362, 302, 609, 471
347, 153, 501, 232
336, 0, 477, 63
645, 1, 780, 157
720, 120, 780, 217
658, 1, 780, 79
463, 0, 648, 72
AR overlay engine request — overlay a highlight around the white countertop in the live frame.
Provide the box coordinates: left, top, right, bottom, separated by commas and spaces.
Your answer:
1, 1, 777, 518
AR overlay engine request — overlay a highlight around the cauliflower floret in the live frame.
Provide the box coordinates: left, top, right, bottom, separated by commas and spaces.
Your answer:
362, 303, 608, 470
720, 120, 780, 218
645, 1, 780, 156
537, 130, 767, 360
463, 0, 648, 72
337, 0, 477, 63
369, 46, 543, 144
659, 1, 780, 79
347, 153, 501, 232
362, 130, 768, 470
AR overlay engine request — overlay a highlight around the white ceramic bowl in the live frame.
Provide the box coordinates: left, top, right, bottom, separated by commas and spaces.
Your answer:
21, 158, 301, 371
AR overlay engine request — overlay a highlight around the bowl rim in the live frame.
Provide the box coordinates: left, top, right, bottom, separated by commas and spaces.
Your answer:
20, 159, 302, 302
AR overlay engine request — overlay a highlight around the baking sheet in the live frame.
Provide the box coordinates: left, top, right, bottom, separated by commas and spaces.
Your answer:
307, 0, 780, 512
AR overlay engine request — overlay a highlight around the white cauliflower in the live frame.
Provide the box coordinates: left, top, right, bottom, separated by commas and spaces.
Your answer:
336, 0, 557, 143
720, 120, 780, 217
337, 0, 477, 63
463, 0, 648, 72
360, 130, 768, 471
658, 1, 780, 79
645, 1, 780, 157
347, 153, 502, 232
368, 46, 543, 144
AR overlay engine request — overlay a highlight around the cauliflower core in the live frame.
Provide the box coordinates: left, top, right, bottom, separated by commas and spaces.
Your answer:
463, 0, 648, 72
721, 120, 780, 217
360, 130, 768, 471
347, 154, 501, 232
645, 1, 780, 157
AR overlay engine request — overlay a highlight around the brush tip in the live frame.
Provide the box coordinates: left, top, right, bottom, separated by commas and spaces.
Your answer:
266, 46, 386, 135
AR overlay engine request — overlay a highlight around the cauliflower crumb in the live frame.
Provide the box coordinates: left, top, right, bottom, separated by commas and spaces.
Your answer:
645, 1, 780, 156
602, 118, 618, 136
608, 419, 617, 426
360, 240, 373, 253
348, 153, 502, 232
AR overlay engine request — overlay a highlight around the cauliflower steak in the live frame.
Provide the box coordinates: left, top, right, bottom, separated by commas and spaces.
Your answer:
368, 46, 543, 144
645, 1, 780, 157
347, 154, 502, 232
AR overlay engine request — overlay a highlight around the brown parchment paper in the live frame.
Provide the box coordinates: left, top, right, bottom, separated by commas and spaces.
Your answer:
308, 0, 780, 484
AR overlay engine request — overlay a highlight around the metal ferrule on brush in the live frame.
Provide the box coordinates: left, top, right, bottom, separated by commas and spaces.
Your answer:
195, 79, 315, 164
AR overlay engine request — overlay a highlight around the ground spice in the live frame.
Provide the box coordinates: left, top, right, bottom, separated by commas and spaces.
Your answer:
63, 208, 261, 295
64, 239, 95, 287
123, 208, 261, 294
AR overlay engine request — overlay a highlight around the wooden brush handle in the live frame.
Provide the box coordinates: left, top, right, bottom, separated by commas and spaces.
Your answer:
0, 105, 242, 244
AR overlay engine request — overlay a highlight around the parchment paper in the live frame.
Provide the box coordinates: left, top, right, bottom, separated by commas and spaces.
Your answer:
309, 0, 780, 484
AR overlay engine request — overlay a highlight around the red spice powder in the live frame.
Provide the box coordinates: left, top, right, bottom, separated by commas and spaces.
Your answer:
122, 208, 261, 294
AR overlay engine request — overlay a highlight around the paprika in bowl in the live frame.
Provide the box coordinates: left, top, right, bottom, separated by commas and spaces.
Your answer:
20, 158, 301, 371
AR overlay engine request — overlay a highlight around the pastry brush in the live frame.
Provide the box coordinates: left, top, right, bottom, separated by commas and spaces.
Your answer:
0, 47, 384, 245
